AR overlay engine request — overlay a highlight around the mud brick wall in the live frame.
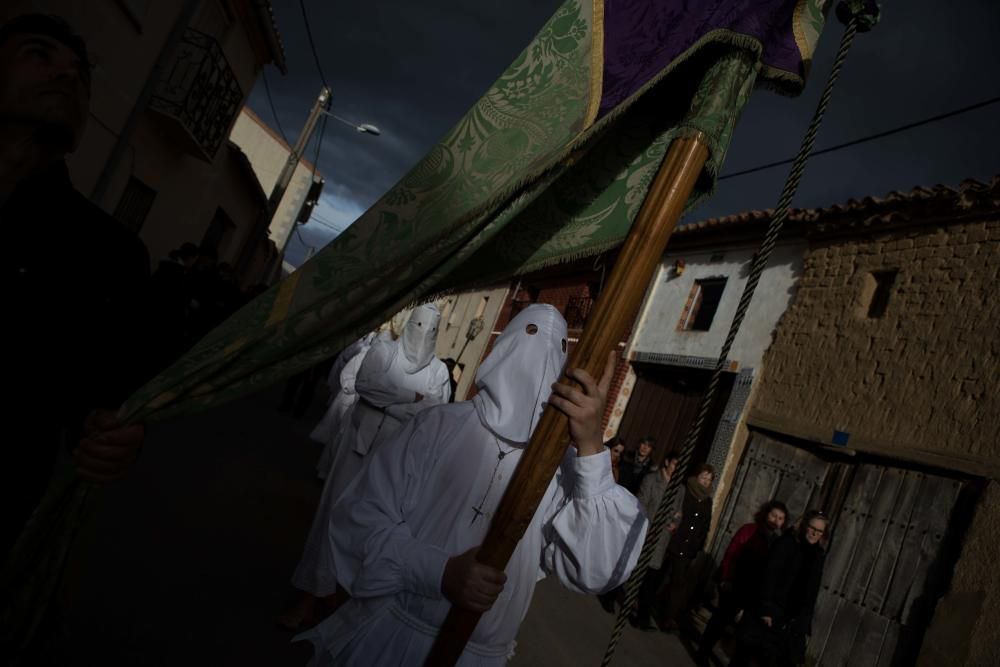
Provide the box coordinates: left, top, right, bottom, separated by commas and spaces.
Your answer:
754, 219, 1000, 459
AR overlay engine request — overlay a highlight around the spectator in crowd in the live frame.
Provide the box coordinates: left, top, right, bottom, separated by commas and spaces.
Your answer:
629, 455, 681, 630
732, 510, 830, 667
697, 500, 788, 664
619, 435, 656, 493
605, 436, 625, 483
659, 463, 715, 633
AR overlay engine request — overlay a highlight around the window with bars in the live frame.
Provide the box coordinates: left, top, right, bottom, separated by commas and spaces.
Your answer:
148, 29, 242, 160
113, 176, 157, 234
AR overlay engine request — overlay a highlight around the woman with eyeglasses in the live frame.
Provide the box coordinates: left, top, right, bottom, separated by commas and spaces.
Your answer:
731, 509, 830, 667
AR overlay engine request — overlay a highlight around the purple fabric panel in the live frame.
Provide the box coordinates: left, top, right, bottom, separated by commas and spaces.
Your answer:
599, 0, 802, 117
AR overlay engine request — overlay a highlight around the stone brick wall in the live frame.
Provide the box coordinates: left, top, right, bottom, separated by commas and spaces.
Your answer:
754, 218, 1000, 461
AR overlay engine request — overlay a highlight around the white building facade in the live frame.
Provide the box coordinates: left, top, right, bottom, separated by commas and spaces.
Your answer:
228, 107, 322, 253
604, 222, 805, 503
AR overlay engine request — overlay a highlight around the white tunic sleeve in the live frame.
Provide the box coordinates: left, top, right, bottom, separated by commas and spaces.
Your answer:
328, 411, 450, 600
337, 348, 367, 397
430, 361, 452, 404
384, 360, 452, 422
355, 341, 420, 407
540, 448, 648, 594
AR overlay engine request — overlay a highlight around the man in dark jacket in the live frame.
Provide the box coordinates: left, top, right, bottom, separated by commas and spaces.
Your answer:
732, 510, 830, 667
618, 434, 656, 493
659, 462, 715, 632
1, 14, 151, 559
697, 500, 788, 664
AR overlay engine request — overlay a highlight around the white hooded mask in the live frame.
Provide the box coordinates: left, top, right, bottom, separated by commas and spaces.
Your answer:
400, 304, 441, 374
473, 304, 568, 444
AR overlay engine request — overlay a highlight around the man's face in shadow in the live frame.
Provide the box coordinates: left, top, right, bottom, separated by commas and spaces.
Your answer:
0, 31, 90, 151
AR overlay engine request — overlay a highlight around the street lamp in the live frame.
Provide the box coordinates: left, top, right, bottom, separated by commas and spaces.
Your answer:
321, 109, 381, 135
277, 102, 381, 260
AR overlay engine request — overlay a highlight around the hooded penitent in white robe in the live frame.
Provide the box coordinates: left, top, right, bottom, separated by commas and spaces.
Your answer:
309, 332, 377, 447
314, 329, 395, 478
297, 304, 648, 666
314, 346, 371, 479
292, 305, 451, 597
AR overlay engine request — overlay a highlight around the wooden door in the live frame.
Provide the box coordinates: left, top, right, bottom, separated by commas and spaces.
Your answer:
712, 431, 972, 666
615, 362, 734, 465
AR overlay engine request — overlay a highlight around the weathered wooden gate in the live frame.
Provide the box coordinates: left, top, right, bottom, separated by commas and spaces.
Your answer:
712, 433, 832, 557
712, 431, 970, 666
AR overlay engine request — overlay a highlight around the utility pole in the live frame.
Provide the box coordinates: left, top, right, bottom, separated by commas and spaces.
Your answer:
274, 86, 331, 257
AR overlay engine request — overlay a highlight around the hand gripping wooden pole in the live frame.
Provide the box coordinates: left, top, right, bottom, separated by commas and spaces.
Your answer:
423, 133, 709, 666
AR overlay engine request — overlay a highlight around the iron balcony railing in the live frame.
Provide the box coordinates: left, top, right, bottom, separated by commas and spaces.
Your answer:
149, 28, 243, 161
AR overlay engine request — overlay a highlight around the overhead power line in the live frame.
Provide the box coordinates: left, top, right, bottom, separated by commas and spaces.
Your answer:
297, 0, 330, 88
261, 68, 290, 146
293, 225, 315, 250
311, 218, 345, 234
719, 94, 1000, 180
311, 212, 342, 227
295, 0, 332, 178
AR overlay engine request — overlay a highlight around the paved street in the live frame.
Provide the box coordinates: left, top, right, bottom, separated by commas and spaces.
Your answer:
42, 385, 697, 666
512, 577, 699, 667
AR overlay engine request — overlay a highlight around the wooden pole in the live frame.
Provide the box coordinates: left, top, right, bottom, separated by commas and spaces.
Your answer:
423, 133, 709, 666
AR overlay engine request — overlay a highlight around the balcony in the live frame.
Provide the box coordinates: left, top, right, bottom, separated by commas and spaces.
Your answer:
149, 29, 243, 161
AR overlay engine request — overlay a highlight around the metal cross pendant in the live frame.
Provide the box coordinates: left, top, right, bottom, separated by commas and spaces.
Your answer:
470, 505, 485, 525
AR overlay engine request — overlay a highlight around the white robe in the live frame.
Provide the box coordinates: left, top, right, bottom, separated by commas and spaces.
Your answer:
292, 339, 451, 597
309, 333, 376, 446
296, 402, 648, 666
315, 348, 370, 479
332, 339, 451, 490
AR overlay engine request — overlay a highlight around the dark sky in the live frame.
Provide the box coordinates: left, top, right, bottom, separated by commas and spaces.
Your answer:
248, 0, 1000, 268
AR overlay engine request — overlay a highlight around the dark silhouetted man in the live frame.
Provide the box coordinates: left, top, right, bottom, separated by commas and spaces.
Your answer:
1, 14, 150, 560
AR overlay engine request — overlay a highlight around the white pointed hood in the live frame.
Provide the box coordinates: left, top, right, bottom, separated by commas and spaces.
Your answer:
473, 304, 568, 444
400, 303, 441, 374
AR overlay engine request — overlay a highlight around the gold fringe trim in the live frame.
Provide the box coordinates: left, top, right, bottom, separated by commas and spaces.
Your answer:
583, 0, 605, 129
265, 269, 302, 327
